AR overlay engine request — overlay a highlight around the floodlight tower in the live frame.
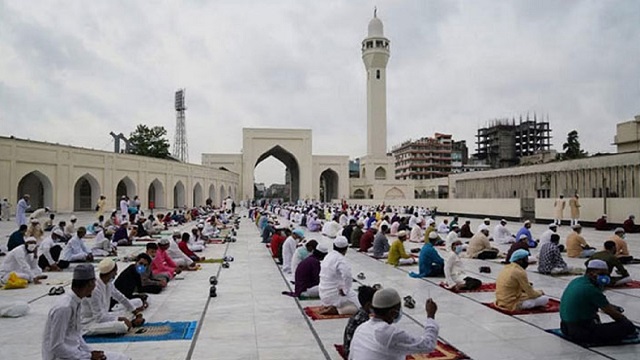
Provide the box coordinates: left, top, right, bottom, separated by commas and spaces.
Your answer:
173, 89, 188, 162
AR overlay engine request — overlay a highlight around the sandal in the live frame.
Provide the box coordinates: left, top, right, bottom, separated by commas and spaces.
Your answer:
372, 283, 383, 290
357, 272, 366, 280
48, 287, 57, 296
209, 285, 217, 298
403, 295, 416, 309
223, 256, 234, 262
222, 261, 230, 268
209, 276, 218, 285
54, 286, 65, 295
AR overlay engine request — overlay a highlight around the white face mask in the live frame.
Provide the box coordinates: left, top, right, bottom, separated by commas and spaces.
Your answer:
26, 243, 37, 252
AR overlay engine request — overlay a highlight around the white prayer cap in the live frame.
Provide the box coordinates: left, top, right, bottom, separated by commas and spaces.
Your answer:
24, 236, 37, 243
571, 224, 582, 230
97, 258, 116, 274
483, 218, 490, 222
614, 227, 625, 234
158, 238, 170, 245
30, 218, 39, 224
73, 264, 95, 281
428, 232, 439, 240
548, 223, 557, 229
70, 215, 77, 221
53, 228, 64, 237
587, 259, 608, 270
372, 288, 401, 308
333, 236, 349, 248
356, 220, 364, 226
518, 234, 528, 240
524, 220, 531, 225
316, 243, 329, 253
500, 219, 507, 223
397, 230, 408, 238
197, 224, 204, 229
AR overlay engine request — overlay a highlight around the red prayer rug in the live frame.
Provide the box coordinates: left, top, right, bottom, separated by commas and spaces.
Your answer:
483, 298, 560, 315
303, 306, 351, 321
608, 280, 640, 289
334, 341, 469, 360
438, 282, 496, 293
206, 239, 225, 244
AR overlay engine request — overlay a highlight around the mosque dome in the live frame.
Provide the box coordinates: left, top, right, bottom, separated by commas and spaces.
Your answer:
368, 15, 384, 37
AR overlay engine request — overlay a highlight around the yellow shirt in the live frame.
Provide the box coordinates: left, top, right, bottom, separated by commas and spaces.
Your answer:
495, 263, 543, 311
387, 239, 410, 266
566, 232, 588, 258
423, 226, 436, 243
609, 234, 629, 257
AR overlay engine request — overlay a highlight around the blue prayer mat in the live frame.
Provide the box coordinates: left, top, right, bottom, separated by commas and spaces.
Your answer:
546, 327, 640, 347
84, 321, 197, 343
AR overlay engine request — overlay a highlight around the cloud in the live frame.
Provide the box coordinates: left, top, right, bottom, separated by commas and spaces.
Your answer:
0, 0, 638, 186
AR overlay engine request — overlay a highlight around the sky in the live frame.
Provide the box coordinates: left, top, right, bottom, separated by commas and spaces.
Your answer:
1, 1, 639, 186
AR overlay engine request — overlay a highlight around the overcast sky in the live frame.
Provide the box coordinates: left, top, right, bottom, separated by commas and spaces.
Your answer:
1, 1, 639, 186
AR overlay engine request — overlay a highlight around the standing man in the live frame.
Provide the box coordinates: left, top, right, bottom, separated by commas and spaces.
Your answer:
553, 194, 566, 226
1, 197, 11, 221
319, 237, 360, 315
96, 195, 107, 218
569, 193, 581, 226
119, 196, 129, 222
42, 264, 129, 360
16, 194, 31, 226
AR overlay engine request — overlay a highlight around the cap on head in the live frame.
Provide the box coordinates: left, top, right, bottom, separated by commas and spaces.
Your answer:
587, 259, 608, 270
292, 229, 305, 238
510, 249, 529, 263
428, 232, 439, 240
372, 288, 401, 308
548, 223, 557, 229
53, 228, 64, 237
97, 258, 116, 274
614, 227, 625, 234
70, 215, 77, 221
518, 234, 528, 240
524, 220, 531, 225
571, 224, 582, 230
73, 264, 96, 281
158, 238, 170, 245
333, 236, 349, 248
397, 230, 407, 238
483, 218, 490, 222
316, 243, 329, 253
500, 219, 507, 224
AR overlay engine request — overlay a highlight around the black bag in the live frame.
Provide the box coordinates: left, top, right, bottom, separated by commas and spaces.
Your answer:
464, 277, 482, 290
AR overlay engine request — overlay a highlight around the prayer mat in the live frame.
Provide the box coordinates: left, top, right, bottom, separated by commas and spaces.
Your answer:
303, 306, 351, 320
281, 291, 319, 300
334, 341, 469, 360
439, 282, 496, 293
206, 239, 225, 244
197, 258, 223, 263
84, 321, 197, 343
483, 299, 560, 315
132, 237, 154, 242
609, 280, 640, 289
545, 327, 640, 347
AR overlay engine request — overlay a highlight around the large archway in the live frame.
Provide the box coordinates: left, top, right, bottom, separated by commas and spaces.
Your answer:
374, 166, 387, 180
319, 168, 339, 202
173, 181, 186, 208
73, 174, 100, 211
385, 187, 405, 200
148, 179, 165, 209
116, 176, 137, 205
193, 183, 203, 207
17, 171, 53, 210
208, 184, 217, 206
254, 145, 300, 202
353, 188, 365, 199
219, 184, 226, 206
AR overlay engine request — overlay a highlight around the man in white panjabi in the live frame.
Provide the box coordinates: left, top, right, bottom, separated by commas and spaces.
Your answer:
493, 219, 515, 244
282, 229, 305, 274
322, 216, 342, 244
319, 236, 361, 315
42, 264, 130, 360
349, 288, 439, 360
553, 195, 566, 226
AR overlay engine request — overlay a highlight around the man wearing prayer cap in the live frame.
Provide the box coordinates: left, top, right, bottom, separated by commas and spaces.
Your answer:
318, 236, 360, 315
515, 220, 538, 248
38, 227, 67, 271
282, 229, 305, 274
349, 288, 439, 359
608, 228, 633, 263
477, 218, 491, 233
566, 224, 596, 258
495, 249, 549, 311
387, 230, 416, 266
505, 234, 537, 265
493, 219, 515, 245
291, 242, 329, 298
350, 220, 365, 248
560, 259, 636, 344
0, 236, 47, 284
81, 258, 145, 336
42, 264, 130, 360
539, 223, 559, 249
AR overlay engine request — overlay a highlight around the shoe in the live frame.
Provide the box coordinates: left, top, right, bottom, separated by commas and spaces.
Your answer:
223, 256, 234, 262
209, 276, 218, 285
373, 283, 383, 290
357, 272, 366, 280
209, 285, 217, 297
403, 295, 415, 309
479, 266, 491, 273
222, 262, 230, 268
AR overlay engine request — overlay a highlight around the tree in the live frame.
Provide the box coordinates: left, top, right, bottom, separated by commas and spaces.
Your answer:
128, 124, 171, 159
562, 130, 588, 160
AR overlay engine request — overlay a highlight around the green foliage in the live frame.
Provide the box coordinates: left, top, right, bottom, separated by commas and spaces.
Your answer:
128, 124, 171, 159
561, 130, 588, 160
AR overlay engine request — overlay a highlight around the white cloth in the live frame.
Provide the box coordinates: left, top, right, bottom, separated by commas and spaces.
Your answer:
167, 238, 194, 267
436, 222, 449, 235
409, 226, 423, 242
444, 251, 466, 287
322, 221, 342, 238
81, 279, 138, 334
91, 231, 113, 253
42, 292, 93, 360
0, 301, 29, 317
539, 229, 556, 247
408, 215, 418, 229
493, 224, 514, 244
521, 295, 550, 310
40, 236, 59, 266
16, 198, 30, 226
0, 245, 42, 282
290, 247, 310, 274
281, 236, 297, 274
319, 250, 360, 309
349, 318, 439, 360
120, 199, 128, 218
445, 231, 458, 247
60, 235, 90, 262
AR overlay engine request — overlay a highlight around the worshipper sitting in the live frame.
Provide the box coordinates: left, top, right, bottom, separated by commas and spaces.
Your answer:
436, 219, 449, 236
42, 264, 129, 360
609, 228, 633, 264
566, 224, 596, 258
349, 288, 439, 360
112, 221, 131, 246
560, 259, 637, 345
0, 237, 47, 285
443, 239, 482, 292
410, 219, 424, 242
387, 230, 416, 266
515, 220, 538, 248
342, 285, 378, 359
594, 214, 611, 231
133, 217, 149, 238
64, 215, 78, 240
282, 229, 305, 274
343, 219, 357, 241
43, 212, 56, 231
409, 232, 444, 278
495, 249, 549, 311
423, 220, 437, 243
449, 216, 459, 230
261, 219, 275, 243
82, 258, 145, 336
38, 228, 67, 271
493, 219, 516, 244
167, 231, 197, 270
59, 227, 94, 267
538, 234, 575, 275
359, 226, 377, 253
372, 224, 390, 258
114, 253, 161, 306
187, 228, 206, 252
350, 220, 365, 248
145, 243, 171, 285
587, 241, 633, 287
466, 227, 500, 259
91, 225, 117, 257
623, 214, 640, 233
7, 224, 27, 252
539, 223, 564, 251
505, 234, 537, 265
179, 232, 205, 262
151, 238, 182, 280
478, 218, 491, 233
459, 220, 474, 238
318, 236, 361, 315
26, 218, 44, 241
307, 216, 322, 232
291, 243, 328, 298
291, 239, 317, 274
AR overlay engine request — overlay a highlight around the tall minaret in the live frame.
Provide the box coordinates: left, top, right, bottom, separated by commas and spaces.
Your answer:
362, 8, 390, 158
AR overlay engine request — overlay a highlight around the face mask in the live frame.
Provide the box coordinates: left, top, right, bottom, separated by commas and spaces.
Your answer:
136, 264, 146, 274
393, 310, 403, 324
596, 274, 611, 287
26, 243, 37, 252
454, 245, 463, 255
299, 248, 309, 258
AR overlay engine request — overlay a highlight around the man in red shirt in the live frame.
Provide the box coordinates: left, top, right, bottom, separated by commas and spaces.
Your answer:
178, 233, 204, 262
359, 226, 378, 252
152, 238, 181, 280
270, 228, 288, 263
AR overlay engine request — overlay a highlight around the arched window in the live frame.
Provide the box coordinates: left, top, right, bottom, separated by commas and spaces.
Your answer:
376, 70, 380, 79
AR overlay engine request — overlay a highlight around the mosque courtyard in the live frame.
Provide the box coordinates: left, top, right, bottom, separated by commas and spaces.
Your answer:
1, 208, 640, 360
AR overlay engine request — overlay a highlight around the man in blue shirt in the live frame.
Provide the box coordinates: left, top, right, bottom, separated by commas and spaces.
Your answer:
516, 220, 538, 248
410, 232, 444, 278
7, 224, 28, 251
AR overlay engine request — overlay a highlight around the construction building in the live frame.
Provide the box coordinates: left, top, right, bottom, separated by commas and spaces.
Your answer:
392, 133, 453, 180
475, 114, 551, 168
